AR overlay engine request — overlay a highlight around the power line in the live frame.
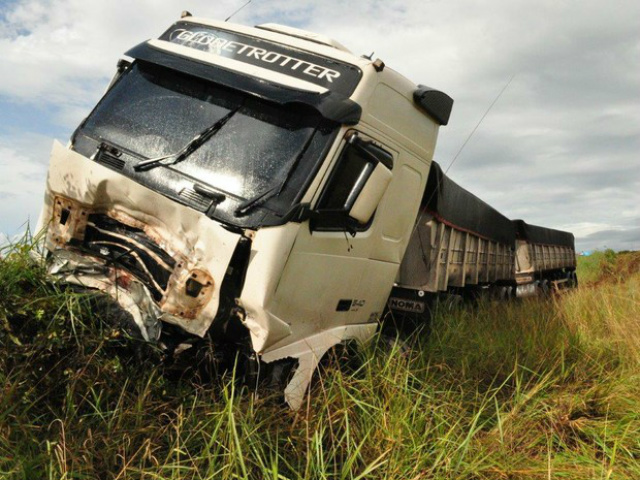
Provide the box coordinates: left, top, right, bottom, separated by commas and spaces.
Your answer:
444, 74, 515, 174
408, 74, 516, 260
225, 0, 253, 22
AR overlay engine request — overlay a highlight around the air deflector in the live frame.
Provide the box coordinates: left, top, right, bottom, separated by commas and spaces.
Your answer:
413, 86, 453, 126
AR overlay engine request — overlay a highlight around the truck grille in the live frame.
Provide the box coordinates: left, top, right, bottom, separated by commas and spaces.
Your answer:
80, 214, 175, 301
179, 187, 213, 212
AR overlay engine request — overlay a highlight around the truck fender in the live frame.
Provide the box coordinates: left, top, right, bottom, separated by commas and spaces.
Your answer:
260, 323, 377, 410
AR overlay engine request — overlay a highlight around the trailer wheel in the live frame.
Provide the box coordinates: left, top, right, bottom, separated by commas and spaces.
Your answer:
497, 286, 511, 301
539, 279, 550, 297
505, 286, 514, 300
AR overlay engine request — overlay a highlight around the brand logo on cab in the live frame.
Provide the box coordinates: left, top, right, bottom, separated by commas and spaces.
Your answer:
170, 28, 341, 83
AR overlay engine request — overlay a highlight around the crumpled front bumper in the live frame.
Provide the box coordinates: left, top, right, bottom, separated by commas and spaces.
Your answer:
37, 140, 241, 340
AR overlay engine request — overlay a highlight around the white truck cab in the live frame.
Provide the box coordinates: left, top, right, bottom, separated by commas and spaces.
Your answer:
36, 15, 467, 409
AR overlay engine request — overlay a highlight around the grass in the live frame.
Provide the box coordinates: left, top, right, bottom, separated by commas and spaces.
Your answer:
1, 237, 639, 479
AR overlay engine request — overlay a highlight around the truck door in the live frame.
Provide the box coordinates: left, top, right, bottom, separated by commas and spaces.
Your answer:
267, 130, 421, 349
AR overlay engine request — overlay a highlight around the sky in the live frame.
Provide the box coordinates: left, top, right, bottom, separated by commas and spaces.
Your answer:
0, 0, 638, 251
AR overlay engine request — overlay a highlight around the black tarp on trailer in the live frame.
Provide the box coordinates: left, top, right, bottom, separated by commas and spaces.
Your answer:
512, 220, 575, 248
421, 161, 516, 246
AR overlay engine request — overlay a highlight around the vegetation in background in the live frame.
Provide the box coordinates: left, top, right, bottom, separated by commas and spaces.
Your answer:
1, 237, 639, 479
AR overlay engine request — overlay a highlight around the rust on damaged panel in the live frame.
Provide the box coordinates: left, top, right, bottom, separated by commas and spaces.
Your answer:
163, 267, 214, 319
46, 194, 214, 321
49, 196, 90, 248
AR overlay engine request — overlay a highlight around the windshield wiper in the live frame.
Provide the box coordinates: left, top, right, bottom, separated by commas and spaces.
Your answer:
234, 185, 280, 217
133, 105, 242, 172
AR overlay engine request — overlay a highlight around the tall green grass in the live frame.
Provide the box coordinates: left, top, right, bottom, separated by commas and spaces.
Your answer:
1, 240, 639, 479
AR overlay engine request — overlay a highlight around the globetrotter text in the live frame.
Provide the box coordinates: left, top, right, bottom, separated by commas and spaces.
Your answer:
171, 29, 342, 83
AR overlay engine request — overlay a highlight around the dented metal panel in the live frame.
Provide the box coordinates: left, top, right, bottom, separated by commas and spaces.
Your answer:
261, 323, 377, 410
40, 141, 240, 338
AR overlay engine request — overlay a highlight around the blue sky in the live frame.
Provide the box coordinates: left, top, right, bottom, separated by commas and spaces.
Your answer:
0, 0, 638, 250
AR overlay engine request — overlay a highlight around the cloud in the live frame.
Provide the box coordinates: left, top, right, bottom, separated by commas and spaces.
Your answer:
0, 0, 638, 251
0, 0, 242, 127
578, 226, 640, 252
0, 132, 53, 234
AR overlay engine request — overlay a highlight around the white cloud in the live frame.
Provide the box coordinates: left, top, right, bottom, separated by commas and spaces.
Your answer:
0, 0, 638, 250
0, 132, 53, 234
0, 0, 241, 126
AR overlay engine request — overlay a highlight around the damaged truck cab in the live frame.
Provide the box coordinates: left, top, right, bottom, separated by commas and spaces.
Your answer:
37, 16, 453, 409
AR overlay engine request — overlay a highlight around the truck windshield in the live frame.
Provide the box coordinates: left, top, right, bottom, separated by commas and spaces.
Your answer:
73, 61, 335, 218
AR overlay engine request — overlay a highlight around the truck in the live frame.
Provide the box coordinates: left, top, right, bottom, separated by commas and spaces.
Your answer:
36, 14, 576, 410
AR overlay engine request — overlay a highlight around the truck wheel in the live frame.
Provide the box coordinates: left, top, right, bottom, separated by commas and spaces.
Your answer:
376, 330, 412, 357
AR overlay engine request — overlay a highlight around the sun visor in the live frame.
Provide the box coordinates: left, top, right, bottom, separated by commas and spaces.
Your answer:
125, 42, 362, 125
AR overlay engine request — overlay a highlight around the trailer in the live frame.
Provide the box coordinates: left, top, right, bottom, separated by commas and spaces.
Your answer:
387, 167, 577, 321
513, 220, 577, 295
397, 161, 515, 293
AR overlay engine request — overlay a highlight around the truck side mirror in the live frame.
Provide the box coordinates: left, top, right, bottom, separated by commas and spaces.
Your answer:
347, 161, 392, 223
314, 133, 393, 228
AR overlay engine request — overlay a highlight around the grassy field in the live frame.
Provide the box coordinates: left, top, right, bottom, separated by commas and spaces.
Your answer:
1, 241, 639, 479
